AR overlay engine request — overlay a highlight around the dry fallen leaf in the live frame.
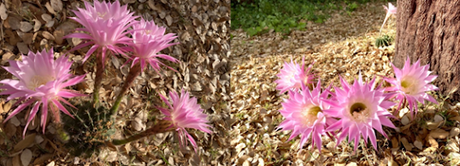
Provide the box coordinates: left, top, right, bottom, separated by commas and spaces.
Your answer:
131, 117, 146, 131
414, 140, 423, 150
10, 116, 20, 127
0, 100, 5, 114
3, 99, 11, 111
446, 139, 459, 152
33, 19, 42, 32
50, 0, 63, 12
45, 2, 56, 15
1, 52, 15, 65
40, 31, 53, 41
19, 21, 33, 32
401, 115, 410, 125
450, 127, 460, 137
53, 30, 65, 45
98, 148, 118, 162
433, 114, 444, 123
16, 42, 29, 54
242, 160, 250, 166
346, 162, 358, 166
20, 149, 33, 166
19, 32, 33, 45
0, 3, 7, 20
46, 161, 55, 166
426, 120, 443, 130
45, 20, 55, 28
400, 137, 413, 151
449, 152, 460, 165
449, 116, 460, 122
12, 155, 21, 166
41, 13, 54, 27
166, 15, 172, 26
7, 15, 20, 30
426, 135, 438, 151
430, 128, 450, 139
13, 133, 36, 152
5, 122, 16, 138
42, 14, 52, 23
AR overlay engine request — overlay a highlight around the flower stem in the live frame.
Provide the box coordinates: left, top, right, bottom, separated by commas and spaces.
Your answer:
50, 104, 70, 143
92, 50, 108, 106
111, 120, 172, 145
109, 63, 142, 118
56, 123, 70, 143
393, 97, 407, 118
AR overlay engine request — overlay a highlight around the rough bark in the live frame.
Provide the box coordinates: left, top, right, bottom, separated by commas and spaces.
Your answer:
395, 0, 460, 101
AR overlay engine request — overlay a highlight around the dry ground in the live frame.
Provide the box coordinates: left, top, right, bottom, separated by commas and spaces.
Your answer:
0, 0, 231, 165
0, 0, 459, 166
229, 2, 460, 166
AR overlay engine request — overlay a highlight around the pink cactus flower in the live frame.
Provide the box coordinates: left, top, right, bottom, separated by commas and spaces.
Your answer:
324, 75, 395, 152
384, 2, 397, 15
65, 0, 138, 63
157, 90, 212, 151
0, 49, 85, 137
275, 57, 315, 94
380, 2, 397, 32
278, 80, 336, 151
384, 57, 438, 118
129, 19, 179, 73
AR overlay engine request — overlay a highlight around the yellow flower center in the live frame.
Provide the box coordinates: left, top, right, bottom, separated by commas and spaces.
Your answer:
27, 75, 55, 91
97, 12, 107, 19
350, 102, 370, 123
287, 72, 295, 79
400, 78, 418, 94
145, 30, 152, 35
401, 80, 410, 88
301, 106, 321, 127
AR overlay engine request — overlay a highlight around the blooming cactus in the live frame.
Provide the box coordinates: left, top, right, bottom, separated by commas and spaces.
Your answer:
384, 57, 438, 118
66, 0, 138, 63
380, 2, 397, 32
157, 90, 212, 151
324, 75, 395, 152
277, 80, 336, 151
275, 57, 315, 94
129, 19, 179, 73
383, 3, 397, 16
0, 49, 85, 136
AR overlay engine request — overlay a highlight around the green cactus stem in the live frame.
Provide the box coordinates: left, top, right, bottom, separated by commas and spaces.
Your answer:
109, 62, 142, 119
111, 120, 172, 145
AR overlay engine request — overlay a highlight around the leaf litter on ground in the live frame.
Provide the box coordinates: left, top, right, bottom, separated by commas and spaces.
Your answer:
230, 1, 460, 165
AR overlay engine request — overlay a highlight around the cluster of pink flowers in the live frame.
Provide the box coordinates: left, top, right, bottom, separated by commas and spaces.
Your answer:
0, 0, 211, 151
275, 57, 438, 152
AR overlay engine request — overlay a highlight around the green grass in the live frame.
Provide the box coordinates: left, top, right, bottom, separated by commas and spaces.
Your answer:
231, 0, 378, 36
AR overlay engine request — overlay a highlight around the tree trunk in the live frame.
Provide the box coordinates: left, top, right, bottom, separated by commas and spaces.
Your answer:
395, 0, 460, 101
